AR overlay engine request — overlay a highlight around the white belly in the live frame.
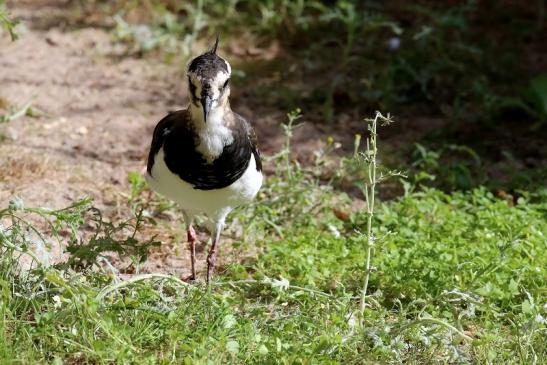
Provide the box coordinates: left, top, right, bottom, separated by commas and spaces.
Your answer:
146, 149, 263, 221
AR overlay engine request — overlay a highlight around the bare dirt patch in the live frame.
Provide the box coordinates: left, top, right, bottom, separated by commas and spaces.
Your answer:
0, 27, 174, 206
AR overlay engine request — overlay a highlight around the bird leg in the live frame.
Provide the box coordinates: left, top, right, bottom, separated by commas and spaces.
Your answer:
206, 225, 222, 284
187, 225, 197, 281
206, 240, 218, 284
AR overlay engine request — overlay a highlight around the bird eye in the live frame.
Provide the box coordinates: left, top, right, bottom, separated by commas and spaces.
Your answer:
222, 79, 230, 89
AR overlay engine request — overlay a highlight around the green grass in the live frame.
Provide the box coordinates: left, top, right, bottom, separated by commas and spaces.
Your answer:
1, 133, 545, 363
0, 0, 18, 41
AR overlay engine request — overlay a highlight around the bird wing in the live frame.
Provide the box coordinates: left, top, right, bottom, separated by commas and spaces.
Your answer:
146, 110, 191, 176
234, 112, 262, 172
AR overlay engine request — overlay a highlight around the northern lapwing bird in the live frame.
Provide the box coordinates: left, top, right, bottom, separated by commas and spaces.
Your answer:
145, 37, 263, 283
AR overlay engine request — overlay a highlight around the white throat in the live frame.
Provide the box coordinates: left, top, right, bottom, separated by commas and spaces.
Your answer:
190, 104, 234, 163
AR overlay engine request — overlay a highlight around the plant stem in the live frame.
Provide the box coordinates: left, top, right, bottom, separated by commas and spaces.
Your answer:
360, 112, 379, 316
394, 317, 473, 341
96, 273, 191, 301
283, 109, 302, 182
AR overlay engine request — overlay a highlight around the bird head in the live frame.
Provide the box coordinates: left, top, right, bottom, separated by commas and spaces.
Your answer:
187, 35, 231, 123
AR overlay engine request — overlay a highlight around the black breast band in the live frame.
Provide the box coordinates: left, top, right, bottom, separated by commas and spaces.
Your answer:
163, 126, 252, 190
147, 110, 261, 191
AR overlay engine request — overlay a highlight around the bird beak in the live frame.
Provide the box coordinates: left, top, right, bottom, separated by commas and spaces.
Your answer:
202, 94, 213, 122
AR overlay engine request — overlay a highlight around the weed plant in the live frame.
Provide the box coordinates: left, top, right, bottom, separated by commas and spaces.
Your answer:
0, 0, 17, 41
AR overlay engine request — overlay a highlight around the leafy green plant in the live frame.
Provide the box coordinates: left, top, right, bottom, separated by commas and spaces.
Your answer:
112, 0, 230, 59
0, 99, 35, 124
0, 196, 160, 276
410, 142, 484, 191
0, 197, 89, 277
63, 207, 160, 271
0, 1, 17, 41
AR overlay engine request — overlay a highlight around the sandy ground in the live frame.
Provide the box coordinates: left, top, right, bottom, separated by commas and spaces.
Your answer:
0, 27, 173, 208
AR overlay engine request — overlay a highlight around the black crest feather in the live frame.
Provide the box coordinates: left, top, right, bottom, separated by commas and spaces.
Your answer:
188, 34, 228, 78
210, 34, 220, 54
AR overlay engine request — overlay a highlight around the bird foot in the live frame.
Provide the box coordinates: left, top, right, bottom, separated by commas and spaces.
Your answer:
182, 273, 197, 283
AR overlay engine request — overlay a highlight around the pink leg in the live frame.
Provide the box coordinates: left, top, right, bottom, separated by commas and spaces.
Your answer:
206, 226, 222, 284
206, 241, 218, 284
